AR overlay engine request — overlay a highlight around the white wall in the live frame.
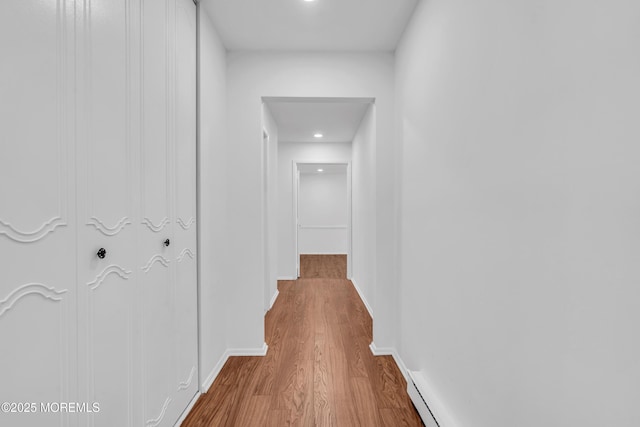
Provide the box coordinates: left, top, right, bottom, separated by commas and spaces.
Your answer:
298, 170, 348, 255
262, 105, 279, 309
396, 0, 640, 426
198, 9, 228, 388
351, 105, 376, 315
278, 141, 352, 279
225, 51, 395, 351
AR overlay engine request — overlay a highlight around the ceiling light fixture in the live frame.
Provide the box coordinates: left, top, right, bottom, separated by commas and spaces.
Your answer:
317, 169, 324, 172
314, 133, 323, 138
303, 0, 316, 2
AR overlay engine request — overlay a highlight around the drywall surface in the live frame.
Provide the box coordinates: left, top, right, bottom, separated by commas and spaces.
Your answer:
351, 105, 376, 314
298, 170, 348, 255
396, 0, 640, 426
198, 10, 228, 387
262, 105, 279, 310
227, 52, 395, 350
278, 141, 352, 278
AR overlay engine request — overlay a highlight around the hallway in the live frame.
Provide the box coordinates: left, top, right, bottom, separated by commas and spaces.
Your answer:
183, 256, 422, 426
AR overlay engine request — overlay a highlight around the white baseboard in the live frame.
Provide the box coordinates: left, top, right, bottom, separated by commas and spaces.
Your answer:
228, 342, 269, 357
369, 344, 455, 427
176, 391, 201, 426
299, 252, 348, 255
369, 343, 409, 383
277, 276, 297, 281
407, 370, 458, 427
269, 290, 279, 310
200, 343, 269, 393
350, 278, 373, 318
201, 350, 231, 392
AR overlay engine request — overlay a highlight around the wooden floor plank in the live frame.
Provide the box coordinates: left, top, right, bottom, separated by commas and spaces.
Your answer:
181, 255, 423, 427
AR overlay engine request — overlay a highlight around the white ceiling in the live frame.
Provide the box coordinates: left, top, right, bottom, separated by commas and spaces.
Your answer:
298, 163, 347, 174
201, 0, 418, 52
265, 98, 372, 143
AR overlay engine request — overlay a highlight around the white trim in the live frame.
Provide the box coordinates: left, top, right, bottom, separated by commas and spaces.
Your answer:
200, 343, 269, 393
293, 160, 352, 280
201, 350, 231, 392
298, 225, 348, 229
228, 342, 269, 357
175, 392, 201, 426
269, 290, 279, 310
277, 276, 297, 281
350, 278, 373, 318
367, 344, 458, 427
407, 370, 459, 427
369, 343, 410, 384
299, 252, 348, 255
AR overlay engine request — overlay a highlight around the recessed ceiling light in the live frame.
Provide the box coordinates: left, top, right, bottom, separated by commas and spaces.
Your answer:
303, 0, 316, 2
314, 133, 323, 138
317, 169, 324, 172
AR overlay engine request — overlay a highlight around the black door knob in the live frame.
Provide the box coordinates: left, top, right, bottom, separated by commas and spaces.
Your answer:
164, 239, 170, 247
97, 248, 107, 259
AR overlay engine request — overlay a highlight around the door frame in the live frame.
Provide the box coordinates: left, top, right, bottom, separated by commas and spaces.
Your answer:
262, 128, 272, 312
293, 161, 352, 279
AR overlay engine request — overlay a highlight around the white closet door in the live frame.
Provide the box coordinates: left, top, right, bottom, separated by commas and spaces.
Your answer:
0, 2, 77, 427
140, 0, 180, 426
75, 1, 140, 426
172, 0, 199, 418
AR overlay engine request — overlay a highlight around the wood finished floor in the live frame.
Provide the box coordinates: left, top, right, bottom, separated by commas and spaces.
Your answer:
299, 254, 347, 279
182, 255, 423, 426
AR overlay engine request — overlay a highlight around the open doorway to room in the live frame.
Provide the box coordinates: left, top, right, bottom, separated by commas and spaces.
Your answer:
294, 162, 352, 279
261, 96, 374, 297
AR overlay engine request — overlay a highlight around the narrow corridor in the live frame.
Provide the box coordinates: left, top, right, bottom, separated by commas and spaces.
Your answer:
183, 255, 423, 426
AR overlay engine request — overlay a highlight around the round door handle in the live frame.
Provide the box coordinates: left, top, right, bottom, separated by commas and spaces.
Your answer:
97, 248, 107, 259
164, 239, 170, 247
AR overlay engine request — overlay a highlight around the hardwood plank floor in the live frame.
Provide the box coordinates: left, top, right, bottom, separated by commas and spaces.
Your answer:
182, 256, 423, 426
299, 254, 347, 278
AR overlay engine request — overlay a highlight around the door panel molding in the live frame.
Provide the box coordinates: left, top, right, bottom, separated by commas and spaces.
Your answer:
87, 216, 132, 236
0, 283, 68, 317
141, 254, 171, 273
142, 216, 170, 233
0, 217, 67, 243
146, 396, 172, 427
176, 217, 195, 230
178, 366, 196, 391
87, 265, 133, 291
177, 248, 195, 263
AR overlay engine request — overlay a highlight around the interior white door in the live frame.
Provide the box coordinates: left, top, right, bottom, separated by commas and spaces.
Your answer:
172, 0, 199, 419
140, 0, 175, 425
0, 2, 77, 427
1, 1, 198, 426
75, 1, 140, 426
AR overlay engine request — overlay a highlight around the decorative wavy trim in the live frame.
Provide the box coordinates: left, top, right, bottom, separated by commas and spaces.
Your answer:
146, 397, 172, 427
142, 217, 169, 233
87, 216, 131, 236
0, 217, 66, 243
141, 255, 170, 273
177, 248, 195, 263
0, 283, 67, 317
87, 265, 132, 290
178, 367, 196, 391
177, 217, 195, 230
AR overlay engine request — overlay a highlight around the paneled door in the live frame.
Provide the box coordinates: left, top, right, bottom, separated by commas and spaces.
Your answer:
1, 1, 198, 426
140, 0, 176, 425
172, 0, 199, 421
75, 1, 141, 426
0, 2, 78, 427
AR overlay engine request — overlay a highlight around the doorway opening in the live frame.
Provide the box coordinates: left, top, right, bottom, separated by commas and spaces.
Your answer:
261, 96, 376, 321
293, 162, 352, 279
